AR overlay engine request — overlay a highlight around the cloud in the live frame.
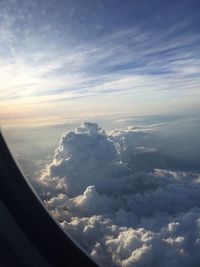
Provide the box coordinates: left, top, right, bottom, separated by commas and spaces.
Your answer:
1, 2, 200, 126
39, 122, 200, 267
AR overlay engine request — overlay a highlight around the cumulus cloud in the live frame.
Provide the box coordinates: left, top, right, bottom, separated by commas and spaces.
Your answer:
39, 122, 200, 267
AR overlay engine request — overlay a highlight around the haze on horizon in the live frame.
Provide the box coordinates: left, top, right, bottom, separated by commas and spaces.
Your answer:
1, 2, 200, 266
0, 0, 200, 127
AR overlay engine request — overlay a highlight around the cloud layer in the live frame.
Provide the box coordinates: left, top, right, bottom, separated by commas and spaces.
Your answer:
1, 1, 200, 125
40, 122, 200, 267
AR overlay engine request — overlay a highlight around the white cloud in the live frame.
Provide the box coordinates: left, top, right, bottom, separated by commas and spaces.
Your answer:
1, 9, 200, 126
39, 122, 200, 267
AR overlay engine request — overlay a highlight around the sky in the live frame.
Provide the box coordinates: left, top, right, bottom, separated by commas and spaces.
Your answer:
0, 0, 200, 126
1, 2, 200, 264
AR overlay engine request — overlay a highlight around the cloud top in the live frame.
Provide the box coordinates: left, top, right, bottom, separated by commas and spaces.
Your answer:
40, 122, 200, 267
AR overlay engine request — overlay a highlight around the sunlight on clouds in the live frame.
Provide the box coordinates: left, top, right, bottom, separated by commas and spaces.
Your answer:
0, 0, 200, 126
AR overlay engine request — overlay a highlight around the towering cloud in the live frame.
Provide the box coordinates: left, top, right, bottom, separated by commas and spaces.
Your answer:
40, 122, 200, 267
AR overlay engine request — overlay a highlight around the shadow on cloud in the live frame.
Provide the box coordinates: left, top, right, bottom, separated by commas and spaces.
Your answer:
38, 122, 200, 267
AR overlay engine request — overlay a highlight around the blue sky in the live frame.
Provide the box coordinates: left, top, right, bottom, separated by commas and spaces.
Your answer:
0, 0, 200, 126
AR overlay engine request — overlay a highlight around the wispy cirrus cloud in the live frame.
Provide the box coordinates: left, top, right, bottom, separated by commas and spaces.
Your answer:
0, 0, 200, 125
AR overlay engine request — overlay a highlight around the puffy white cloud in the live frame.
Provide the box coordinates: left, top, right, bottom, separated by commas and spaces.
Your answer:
39, 122, 200, 267
108, 126, 152, 152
